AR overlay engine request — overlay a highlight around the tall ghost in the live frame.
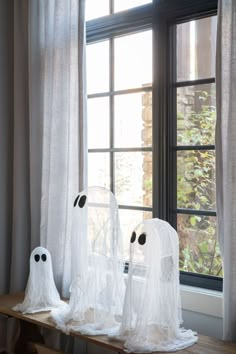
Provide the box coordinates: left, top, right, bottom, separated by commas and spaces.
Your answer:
13, 247, 65, 314
112, 218, 197, 352
51, 186, 125, 335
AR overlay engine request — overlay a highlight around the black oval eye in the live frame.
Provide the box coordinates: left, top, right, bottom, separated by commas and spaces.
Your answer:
138, 233, 146, 245
34, 254, 40, 262
41, 254, 47, 262
130, 231, 136, 243
78, 195, 87, 208
73, 194, 80, 207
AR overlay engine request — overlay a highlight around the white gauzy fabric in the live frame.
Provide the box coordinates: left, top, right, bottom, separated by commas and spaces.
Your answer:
50, 186, 125, 335
28, 0, 87, 296
111, 218, 197, 353
13, 247, 65, 314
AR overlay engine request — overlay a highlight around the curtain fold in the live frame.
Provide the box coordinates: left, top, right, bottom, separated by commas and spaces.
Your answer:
0, 1, 33, 351
0, 0, 87, 351
216, 0, 236, 341
10, 0, 32, 294
0, 1, 14, 350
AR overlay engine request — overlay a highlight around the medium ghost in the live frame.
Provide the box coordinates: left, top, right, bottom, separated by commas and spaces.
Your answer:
111, 218, 197, 353
13, 247, 65, 314
50, 186, 125, 335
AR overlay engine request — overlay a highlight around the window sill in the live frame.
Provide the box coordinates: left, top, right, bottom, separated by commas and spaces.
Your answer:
124, 274, 223, 318
180, 285, 223, 318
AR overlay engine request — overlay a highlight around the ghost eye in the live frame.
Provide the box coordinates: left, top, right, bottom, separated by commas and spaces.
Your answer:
138, 233, 146, 245
34, 254, 40, 262
41, 254, 47, 262
78, 195, 87, 208
73, 194, 80, 207
130, 231, 136, 243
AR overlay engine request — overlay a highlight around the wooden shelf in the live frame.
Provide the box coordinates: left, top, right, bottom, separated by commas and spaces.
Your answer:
0, 292, 235, 354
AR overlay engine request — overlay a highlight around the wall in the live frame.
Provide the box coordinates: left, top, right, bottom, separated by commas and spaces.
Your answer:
183, 309, 222, 339
181, 285, 223, 339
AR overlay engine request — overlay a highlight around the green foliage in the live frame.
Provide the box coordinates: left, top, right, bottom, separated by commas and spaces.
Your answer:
179, 215, 222, 276
179, 238, 222, 277
177, 89, 216, 146
144, 178, 152, 192
177, 150, 215, 210
177, 87, 222, 277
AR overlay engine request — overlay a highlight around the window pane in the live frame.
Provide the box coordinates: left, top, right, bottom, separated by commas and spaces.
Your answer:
85, 0, 109, 21
177, 84, 216, 146
114, 92, 152, 148
178, 214, 222, 277
88, 153, 110, 189
177, 150, 216, 211
115, 152, 152, 207
114, 0, 152, 13
87, 41, 109, 94
114, 30, 152, 90
177, 16, 217, 81
88, 98, 109, 149
119, 209, 152, 260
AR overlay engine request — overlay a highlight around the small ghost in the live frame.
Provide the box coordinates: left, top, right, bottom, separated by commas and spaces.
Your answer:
13, 247, 65, 314
50, 186, 125, 335
111, 218, 197, 353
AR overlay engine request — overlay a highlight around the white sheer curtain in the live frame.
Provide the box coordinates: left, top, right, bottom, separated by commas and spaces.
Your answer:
216, 0, 236, 341
29, 0, 87, 297
0, 0, 87, 351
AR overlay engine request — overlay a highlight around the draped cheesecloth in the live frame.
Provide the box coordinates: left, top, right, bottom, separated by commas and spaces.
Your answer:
110, 218, 197, 353
13, 247, 65, 314
51, 186, 125, 335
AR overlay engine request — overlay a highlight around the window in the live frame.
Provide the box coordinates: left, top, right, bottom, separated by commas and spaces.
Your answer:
86, 0, 220, 290
175, 16, 222, 289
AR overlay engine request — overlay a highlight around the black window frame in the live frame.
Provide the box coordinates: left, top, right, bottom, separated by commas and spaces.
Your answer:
86, 0, 221, 291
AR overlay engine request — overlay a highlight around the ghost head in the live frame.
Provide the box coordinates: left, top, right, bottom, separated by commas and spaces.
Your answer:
13, 247, 65, 314
50, 186, 125, 335
114, 218, 197, 352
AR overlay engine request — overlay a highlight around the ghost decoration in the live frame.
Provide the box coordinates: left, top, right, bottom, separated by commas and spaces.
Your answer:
111, 218, 197, 353
50, 186, 125, 335
13, 247, 65, 314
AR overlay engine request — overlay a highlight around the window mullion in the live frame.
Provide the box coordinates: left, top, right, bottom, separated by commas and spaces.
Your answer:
110, 38, 115, 194
177, 208, 216, 217
153, 16, 168, 220
174, 77, 215, 87
110, 0, 114, 14
167, 23, 177, 228
176, 145, 215, 151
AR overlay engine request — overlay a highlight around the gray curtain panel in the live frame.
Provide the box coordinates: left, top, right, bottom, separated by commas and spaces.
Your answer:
0, 0, 40, 351
216, 0, 236, 342
0, 0, 87, 352
0, 0, 14, 299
